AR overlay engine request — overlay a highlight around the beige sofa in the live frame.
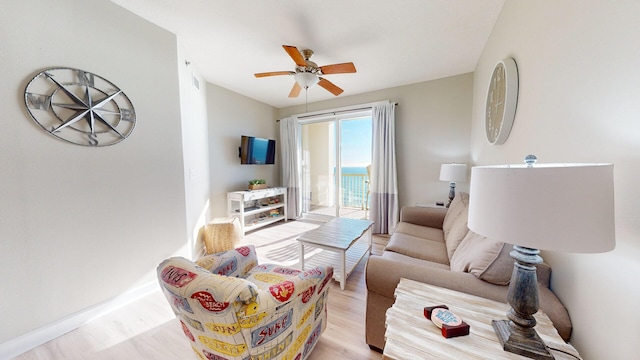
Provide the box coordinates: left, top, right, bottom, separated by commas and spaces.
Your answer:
365, 192, 572, 352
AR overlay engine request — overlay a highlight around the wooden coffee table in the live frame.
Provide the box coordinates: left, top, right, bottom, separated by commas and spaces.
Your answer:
297, 217, 373, 290
384, 278, 582, 359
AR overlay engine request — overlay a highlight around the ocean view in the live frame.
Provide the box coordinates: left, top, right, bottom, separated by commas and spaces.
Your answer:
341, 166, 368, 175
338, 166, 370, 208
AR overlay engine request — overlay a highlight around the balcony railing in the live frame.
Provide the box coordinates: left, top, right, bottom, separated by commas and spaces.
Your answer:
340, 173, 370, 209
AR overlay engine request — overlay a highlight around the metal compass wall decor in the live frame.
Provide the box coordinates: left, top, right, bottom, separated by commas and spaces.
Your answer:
24, 67, 136, 147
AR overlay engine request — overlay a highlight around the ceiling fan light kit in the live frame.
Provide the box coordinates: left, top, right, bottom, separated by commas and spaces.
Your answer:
255, 45, 356, 98
294, 72, 319, 89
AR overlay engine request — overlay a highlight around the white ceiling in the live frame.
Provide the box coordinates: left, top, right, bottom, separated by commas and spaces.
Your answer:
111, 0, 505, 108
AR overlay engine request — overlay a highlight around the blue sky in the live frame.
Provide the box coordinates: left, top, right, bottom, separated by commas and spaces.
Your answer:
340, 117, 372, 167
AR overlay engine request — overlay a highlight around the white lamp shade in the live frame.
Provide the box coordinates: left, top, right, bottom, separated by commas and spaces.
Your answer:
468, 163, 615, 253
439, 163, 468, 182
294, 72, 319, 88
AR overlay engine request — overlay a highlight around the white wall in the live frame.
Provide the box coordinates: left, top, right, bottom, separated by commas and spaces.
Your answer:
206, 84, 280, 218
0, 0, 187, 347
177, 44, 212, 258
471, 1, 640, 358
279, 73, 474, 209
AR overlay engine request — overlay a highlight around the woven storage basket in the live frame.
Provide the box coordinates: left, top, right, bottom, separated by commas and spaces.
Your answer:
199, 217, 242, 255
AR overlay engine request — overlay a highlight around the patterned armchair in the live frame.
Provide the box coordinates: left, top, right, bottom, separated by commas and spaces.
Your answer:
157, 245, 333, 360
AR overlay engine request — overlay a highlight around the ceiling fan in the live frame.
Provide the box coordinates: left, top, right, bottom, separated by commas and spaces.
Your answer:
254, 45, 356, 98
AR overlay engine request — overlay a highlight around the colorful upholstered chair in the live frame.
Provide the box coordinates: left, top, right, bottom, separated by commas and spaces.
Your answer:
157, 245, 333, 360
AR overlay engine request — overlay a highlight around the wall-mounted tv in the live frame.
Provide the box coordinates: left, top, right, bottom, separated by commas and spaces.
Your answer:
239, 135, 276, 165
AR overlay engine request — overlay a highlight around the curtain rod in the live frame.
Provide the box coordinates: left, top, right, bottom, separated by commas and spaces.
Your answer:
277, 101, 398, 122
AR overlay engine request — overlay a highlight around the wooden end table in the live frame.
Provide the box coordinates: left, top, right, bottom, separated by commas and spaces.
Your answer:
383, 278, 582, 359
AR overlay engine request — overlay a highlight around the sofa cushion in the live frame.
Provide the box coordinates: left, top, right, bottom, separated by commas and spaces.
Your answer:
442, 192, 469, 237
394, 222, 445, 243
444, 206, 469, 261
449, 231, 514, 285
382, 251, 450, 270
400, 206, 447, 228
385, 233, 450, 265
440, 192, 470, 261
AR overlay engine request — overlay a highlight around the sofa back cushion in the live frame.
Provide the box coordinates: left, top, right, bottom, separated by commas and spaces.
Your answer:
442, 192, 468, 233
385, 232, 450, 265
449, 230, 514, 285
442, 192, 470, 261
400, 206, 447, 228
394, 221, 445, 242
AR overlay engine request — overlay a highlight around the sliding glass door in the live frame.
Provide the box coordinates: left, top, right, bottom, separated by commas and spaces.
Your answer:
300, 112, 371, 219
301, 120, 335, 217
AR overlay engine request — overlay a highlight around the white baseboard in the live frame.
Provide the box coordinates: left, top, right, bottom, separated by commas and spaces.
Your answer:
0, 281, 158, 359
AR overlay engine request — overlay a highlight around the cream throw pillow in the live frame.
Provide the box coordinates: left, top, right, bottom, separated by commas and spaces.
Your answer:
444, 206, 469, 261
442, 192, 470, 261
442, 192, 469, 235
450, 230, 514, 285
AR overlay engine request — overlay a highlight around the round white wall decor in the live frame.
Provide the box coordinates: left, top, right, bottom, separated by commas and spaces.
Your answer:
485, 58, 518, 145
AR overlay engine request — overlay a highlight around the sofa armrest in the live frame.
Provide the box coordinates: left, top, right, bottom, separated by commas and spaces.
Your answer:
399, 206, 447, 229
536, 262, 551, 288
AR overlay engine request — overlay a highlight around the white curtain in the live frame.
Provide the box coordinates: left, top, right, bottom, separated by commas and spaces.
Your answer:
279, 116, 302, 219
370, 103, 399, 234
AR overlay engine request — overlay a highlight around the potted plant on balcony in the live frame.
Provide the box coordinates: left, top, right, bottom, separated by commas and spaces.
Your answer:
249, 179, 267, 190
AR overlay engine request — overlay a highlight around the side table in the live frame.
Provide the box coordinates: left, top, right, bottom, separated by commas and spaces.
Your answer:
383, 278, 581, 360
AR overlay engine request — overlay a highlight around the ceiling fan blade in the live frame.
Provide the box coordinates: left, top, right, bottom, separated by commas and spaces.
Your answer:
320, 62, 356, 74
254, 71, 294, 78
283, 45, 307, 67
288, 82, 302, 98
318, 78, 344, 96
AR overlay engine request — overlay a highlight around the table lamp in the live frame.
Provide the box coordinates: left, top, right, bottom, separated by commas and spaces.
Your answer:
468, 155, 615, 359
439, 163, 468, 208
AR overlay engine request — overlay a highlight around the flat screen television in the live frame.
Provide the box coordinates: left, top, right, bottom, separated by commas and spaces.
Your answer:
239, 135, 276, 165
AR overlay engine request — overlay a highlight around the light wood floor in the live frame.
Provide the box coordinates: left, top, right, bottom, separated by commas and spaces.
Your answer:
14, 219, 388, 360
